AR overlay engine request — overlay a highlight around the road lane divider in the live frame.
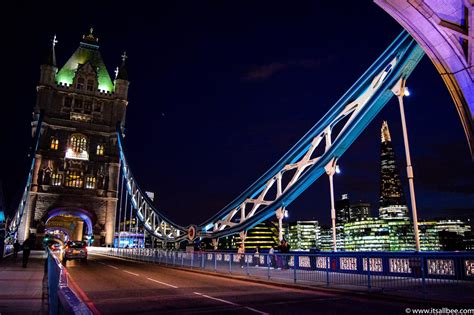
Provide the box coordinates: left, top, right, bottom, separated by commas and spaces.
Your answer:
193, 292, 268, 314
123, 270, 140, 276
146, 277, 178, 289
107, 264, 119, 270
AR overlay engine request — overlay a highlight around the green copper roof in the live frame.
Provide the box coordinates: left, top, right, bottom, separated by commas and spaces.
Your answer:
56, 42, 114, 93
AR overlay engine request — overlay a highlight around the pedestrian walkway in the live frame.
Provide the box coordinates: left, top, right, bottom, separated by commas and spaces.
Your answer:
0, 251, 48, 314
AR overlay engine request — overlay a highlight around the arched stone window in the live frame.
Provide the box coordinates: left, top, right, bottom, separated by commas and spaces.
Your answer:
96, 144, 104, 156
50, 137, 59, 150
66, 134, 89, 160
70, 134, 87, 153
65, 170, 83, 188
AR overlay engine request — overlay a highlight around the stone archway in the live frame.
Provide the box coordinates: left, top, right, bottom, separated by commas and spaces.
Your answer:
43, 207, 97, 245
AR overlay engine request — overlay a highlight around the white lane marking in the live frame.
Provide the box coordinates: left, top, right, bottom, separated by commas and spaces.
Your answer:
146, 277, 178, 289
98, 262, 106, 265
193, 292, 238, 306
123, 270, 139, 276
107, 264, 119, 270
193, 292, 268, 314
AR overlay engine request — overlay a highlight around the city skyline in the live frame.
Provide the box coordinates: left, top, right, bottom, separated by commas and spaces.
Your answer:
1, 2, 472, 229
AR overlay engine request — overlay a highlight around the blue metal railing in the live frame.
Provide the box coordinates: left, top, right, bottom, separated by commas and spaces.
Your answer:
47, 250, 93, 315
98, 248, 474, 302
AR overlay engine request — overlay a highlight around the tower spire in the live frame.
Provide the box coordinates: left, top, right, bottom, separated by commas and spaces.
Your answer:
116, 51, 128, 80
45, 34, 57, 67
381, 120, 391, 142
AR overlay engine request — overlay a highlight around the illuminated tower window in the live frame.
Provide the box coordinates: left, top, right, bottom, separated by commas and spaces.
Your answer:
50, 138, 59, 150
65, 171, 83, 188
66, 134, 89, 160
70, 134, 87, 152
51, 173, 62, 186
85, 176, 96, 189
76, 77, 84, 90
96, 144, 104, 156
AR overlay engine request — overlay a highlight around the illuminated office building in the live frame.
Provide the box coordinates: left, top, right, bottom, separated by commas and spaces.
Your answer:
336, 194, 351, 224
288, 221, 320, 250
378, 121, 409, 220
225, 221, 279, 250
350, 201, 371, 221
343, 218, 391, 251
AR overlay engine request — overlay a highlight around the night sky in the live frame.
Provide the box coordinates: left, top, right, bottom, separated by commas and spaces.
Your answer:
1, 1, 473, 227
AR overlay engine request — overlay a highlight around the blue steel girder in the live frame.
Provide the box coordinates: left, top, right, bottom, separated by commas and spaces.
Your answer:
197, 31, 424, 239
117, 132, 188, 242
117, 31, 424, 243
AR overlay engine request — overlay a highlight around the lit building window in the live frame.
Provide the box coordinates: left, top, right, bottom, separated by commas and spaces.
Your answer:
65, 171, 83, 188
96, 144, 104, 156
51, 173, 62, 186
66, 134, 89, 160
70, 134, 87, 152
85, 176, 96, 189
76, 77, 84, 90
50, 138, 59, 150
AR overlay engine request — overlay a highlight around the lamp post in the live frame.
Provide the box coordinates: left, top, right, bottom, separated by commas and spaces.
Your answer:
391, 78, 421, 252
325, 158, 339, 251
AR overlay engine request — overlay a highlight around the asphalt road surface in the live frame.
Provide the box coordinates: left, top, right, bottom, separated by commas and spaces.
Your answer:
65, 253, 437, 314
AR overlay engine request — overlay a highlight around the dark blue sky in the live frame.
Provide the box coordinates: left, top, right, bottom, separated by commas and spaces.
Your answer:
1, 1, 472, 227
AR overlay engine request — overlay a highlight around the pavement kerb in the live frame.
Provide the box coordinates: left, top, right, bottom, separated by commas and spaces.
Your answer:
90, 252, 474, 307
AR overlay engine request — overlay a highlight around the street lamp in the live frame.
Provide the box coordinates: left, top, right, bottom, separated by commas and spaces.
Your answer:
325, 158, 340, 252
391, 79, 420, 252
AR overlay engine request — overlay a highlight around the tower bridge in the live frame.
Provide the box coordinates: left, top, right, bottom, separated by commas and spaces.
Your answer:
2, 1, 472, 253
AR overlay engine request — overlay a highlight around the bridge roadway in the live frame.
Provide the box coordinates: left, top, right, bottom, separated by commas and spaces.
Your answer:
65, 253, 429, 314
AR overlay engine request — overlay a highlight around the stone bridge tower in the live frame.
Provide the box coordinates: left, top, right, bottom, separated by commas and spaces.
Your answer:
18, 29, 129, 246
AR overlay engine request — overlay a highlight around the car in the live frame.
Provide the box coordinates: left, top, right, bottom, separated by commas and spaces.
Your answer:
62, 241, 87, 264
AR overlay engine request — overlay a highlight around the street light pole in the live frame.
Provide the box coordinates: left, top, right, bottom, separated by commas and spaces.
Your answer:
392, 78, 421, 252
325, 158, 338, 252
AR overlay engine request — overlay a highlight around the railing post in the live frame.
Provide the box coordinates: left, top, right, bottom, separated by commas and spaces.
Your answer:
246, 255, 249, 276
214, 253, 217, 272
421, 255, 426, 298
367, 255, 371, 291
191, 253, 194, 269
267, 254, 271, 280
326, 256, 330, 286
229, 254, 232, 274
293, 254, 297, 284
201, 253, 205, 269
